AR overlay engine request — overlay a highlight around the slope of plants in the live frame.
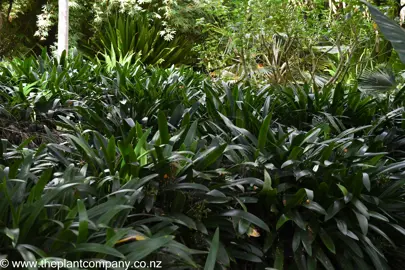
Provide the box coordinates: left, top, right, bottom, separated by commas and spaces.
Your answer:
1, 39, 405, 269
3, 1, 405, 270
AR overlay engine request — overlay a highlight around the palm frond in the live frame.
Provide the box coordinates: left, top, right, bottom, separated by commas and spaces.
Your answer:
358, 68, 396, 94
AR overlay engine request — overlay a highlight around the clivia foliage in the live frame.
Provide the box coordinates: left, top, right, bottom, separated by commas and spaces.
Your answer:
1, 40, 405, 269
1, 1, 405, 270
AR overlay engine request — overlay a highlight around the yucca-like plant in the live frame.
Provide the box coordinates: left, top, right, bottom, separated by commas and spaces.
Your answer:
90, 13, 194, 68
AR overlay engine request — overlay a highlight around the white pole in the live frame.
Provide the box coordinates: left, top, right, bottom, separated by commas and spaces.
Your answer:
57, 0, 69, 58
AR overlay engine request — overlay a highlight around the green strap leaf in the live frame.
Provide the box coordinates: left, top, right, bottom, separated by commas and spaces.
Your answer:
204, 228, 220, 270
362, 173, 371, 192
354, 210, 368, 235
123, 236, 174, 261
319, 229, 336, 254
221, 209, 270, 232
325, 201, 344, 221
276, 214, 291, 230
72, 243, 125, 259
158, 110, 170, 145
274, 243, 284, 270
195, 143, 227, 170
315, 247, 335, 270
257, 112, 273, 154
77, 200, 89, 244
303, 201, 327, 215
184, 121, 198, 148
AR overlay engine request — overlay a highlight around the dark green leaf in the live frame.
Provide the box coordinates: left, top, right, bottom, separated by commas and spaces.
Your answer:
354, 211, 368, 235
276, 214, 291, 230
325, 201, 344, 221
195, 144, 227, 170
362, 173, 371, 192
320, 229, 336, 254
303, 201, 327, 215
362, 0, 405, 63
315, 247, 335, 270
123, 236, 174, 261
221, 210, 270, 232
274, 244, 284, 270
204, 228, 220, 270
158, 111, 170, 144
72, 243, 125, 259
257, 113, 273, 154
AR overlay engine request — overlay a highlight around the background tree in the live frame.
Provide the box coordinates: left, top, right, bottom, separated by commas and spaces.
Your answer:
57, 0, 68, 57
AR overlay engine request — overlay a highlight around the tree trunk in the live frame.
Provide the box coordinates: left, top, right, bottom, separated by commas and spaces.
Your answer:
57, 0, 69, 58
401, 0, 405, 25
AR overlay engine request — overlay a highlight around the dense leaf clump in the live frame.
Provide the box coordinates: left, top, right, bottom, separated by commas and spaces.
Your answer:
2, 1, 405, 269
1, 48, 405, 270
